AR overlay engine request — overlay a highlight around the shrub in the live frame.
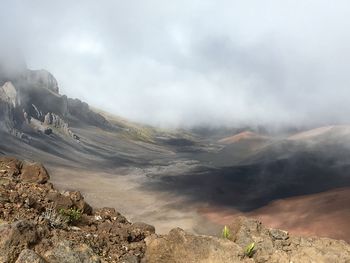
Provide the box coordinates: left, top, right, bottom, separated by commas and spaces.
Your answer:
59, 208, 82, 224
42, 204, 69, 228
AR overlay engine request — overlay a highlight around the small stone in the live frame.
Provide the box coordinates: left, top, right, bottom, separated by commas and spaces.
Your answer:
269, 229, 289, 240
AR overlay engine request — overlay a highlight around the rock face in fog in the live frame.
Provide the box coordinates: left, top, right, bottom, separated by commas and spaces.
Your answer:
0, 82, 18, 107
0, 57, 112, 141
24, 69, 59, 94
67, 98, 113, 129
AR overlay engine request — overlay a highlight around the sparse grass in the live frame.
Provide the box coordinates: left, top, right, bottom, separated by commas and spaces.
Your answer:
42, 204, 69, 228
244, 242, 255, 258
222, 225, 230, 239
59, 208, 82, 224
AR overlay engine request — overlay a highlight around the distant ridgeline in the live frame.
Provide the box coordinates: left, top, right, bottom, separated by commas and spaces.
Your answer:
0, 55, 114, 142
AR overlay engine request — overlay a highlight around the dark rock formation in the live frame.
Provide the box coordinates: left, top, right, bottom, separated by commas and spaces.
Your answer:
67, 98, 112, 129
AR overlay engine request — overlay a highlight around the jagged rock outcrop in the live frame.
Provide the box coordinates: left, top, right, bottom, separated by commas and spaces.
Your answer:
0, 82, 19, 107
43, 112, 79, 140
0, 157, 154, 263
0, 57, 113, 141
0, 85, 16, 131
0, 76, 76, 140
0, 157, 49, 184
144, 228, 249, 263
225, 216, 350, 262
0, 82, 24, 133
145, 217, 350, 263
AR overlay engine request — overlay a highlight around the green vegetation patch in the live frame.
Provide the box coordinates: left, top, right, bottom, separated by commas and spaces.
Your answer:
59, 208, 82, 224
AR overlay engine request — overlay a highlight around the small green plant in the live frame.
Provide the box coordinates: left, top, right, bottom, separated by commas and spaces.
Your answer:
244, 242, 255, 258
222, 225, 230, 239
59, 208, 82, 224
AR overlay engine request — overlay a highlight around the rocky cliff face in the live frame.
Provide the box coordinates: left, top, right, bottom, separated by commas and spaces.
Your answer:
0, 61, 113, 141
0, 157, 349, 263
24, 69, 59, 94
0, 82, 17, 131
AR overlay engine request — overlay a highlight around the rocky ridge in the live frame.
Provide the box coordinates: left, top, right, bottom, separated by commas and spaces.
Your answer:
0, 62, 114, 142
0, 157, 349, 263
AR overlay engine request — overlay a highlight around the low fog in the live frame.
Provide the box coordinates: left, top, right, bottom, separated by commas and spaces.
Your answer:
1, 0, 350, 128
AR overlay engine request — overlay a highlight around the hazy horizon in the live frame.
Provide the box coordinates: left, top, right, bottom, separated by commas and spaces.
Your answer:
1, 0, 350, 128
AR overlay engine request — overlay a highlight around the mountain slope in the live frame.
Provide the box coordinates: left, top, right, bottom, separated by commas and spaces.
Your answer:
1, 157, 349, 263
1, 59, 349, 243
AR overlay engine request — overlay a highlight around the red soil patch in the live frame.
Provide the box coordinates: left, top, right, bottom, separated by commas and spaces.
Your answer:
198, 187, 350, 242
218, 131, 268, 144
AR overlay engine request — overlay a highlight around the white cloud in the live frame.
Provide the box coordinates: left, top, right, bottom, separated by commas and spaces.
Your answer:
1, 0, 350, 127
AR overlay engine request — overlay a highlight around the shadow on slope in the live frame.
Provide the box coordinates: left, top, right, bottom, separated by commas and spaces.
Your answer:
143, 151, 350, 212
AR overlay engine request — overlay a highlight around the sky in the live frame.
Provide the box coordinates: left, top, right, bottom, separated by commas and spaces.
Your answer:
1, 0, 350, 128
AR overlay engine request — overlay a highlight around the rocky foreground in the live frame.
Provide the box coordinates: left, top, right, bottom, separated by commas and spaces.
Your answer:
0, 157, 349, 263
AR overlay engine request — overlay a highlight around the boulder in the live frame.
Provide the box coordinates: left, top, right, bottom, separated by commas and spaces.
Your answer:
44, 240, 100, 263
0, 220, 39, 263
15, 249, 46, 263
21, 162, 50, 184
226, 216, 350, 262
46, 192, 73, 211
227, 216, 276, 256
127, 222, 155, 242
288, 237, 350, 263
0, 157, 22, 177
45, 191, 92, 214
143, 228, 248, 263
